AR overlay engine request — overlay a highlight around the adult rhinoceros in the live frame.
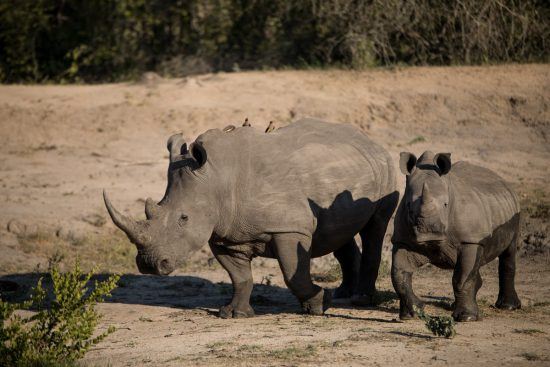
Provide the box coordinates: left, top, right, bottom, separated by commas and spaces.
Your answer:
104, 119, 398, 317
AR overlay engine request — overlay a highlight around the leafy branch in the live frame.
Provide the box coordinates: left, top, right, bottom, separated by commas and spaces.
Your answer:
414, 305, 456, 338
0, 260, 119, 366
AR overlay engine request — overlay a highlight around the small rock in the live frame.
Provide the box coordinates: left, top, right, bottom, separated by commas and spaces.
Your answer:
140, 72, 162, 85
7, 219, 26, 235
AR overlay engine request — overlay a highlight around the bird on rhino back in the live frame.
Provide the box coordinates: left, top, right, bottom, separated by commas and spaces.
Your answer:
391, 150, 521, 322
104, 119, 398, 318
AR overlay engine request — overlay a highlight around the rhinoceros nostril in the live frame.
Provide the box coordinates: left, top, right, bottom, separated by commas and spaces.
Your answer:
158, 259, 174, 275
136, 256, 156, 275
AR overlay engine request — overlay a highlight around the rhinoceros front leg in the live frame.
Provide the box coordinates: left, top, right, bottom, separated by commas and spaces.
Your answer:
272, 233, 331, 315
209, 242, 255, 319
391, 244, 428, 320
452, 244, 483, 322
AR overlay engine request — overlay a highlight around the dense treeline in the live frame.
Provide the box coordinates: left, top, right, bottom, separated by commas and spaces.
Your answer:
0, 0, 548, 83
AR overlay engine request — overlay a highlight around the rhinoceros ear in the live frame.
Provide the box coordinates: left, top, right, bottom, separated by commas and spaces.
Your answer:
190, 142, 207, 168
399, 152, 417, 175
167, 134, 188, 162
434, 153, 452, 175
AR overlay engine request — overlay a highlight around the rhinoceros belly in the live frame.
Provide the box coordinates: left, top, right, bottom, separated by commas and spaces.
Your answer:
309, 197, 378, 258
479, 212, 520, 264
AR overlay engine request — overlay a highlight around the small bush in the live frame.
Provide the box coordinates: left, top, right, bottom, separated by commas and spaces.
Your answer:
0, 261, 119, 366
526, 202, 550, 220
414, 306, 456, 338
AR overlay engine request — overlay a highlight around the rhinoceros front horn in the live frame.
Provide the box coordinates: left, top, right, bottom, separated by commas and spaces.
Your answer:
421, 182, 433, 204
103, 190, 142, 240
420, 182, 437, 215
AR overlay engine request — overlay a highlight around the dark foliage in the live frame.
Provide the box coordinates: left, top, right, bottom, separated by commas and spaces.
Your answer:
1, 0, 548, 83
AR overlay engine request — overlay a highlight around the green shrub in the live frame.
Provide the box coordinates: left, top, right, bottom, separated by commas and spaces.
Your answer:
414, 306, 456, 338
0, 261, 119, 367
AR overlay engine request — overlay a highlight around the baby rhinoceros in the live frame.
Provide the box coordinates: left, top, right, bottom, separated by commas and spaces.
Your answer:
392, 151, 521, 322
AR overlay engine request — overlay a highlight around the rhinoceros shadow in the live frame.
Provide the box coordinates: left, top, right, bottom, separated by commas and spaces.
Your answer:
307, 190, 377, 236
106, 274, 299, 315
1, 190, 403, 317
0, 272, 300, 315
0, 272, 405, 321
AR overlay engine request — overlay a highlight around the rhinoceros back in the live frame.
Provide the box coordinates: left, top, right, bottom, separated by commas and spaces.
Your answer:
448, 161, 520, 247
196, 118, 395, 241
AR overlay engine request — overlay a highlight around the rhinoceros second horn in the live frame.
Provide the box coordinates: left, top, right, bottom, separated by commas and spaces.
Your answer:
145, 197, 161, 220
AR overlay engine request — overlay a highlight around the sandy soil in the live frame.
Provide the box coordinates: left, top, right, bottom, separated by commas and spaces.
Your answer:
0, 64, 549, 366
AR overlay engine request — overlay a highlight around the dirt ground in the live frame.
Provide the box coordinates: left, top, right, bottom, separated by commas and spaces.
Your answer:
0, 64, 549, 366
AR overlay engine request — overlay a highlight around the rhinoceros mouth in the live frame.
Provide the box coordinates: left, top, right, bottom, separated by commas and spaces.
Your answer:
413, 212, 445, 232
412, 225, 447, 242
136, 255, 176, 276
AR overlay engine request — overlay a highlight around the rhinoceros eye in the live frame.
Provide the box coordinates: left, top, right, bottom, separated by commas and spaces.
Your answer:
444, 203, 448, 208
179, 214, 189, 225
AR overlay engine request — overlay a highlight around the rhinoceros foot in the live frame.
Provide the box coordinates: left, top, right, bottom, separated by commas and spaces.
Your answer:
495, 295, 521, 311
219, 304, 255, 319
453, 307, 482, 322
398, 298, 425, 320
301, 288, 332, 315
350, 293, 377, 307
333, 283, 355, 299
452, 309, 480, 322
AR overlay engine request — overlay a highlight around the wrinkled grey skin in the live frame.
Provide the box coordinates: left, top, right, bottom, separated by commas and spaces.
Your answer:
104, 119, 398, 317
392, 151, 521, 322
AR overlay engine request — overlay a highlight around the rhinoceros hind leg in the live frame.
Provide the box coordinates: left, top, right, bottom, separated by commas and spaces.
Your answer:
496, 239, 521, 310
352, 192, 399, 306
333, 239, 360, 299
209, 242, 255, 319
272, 233, 330, 315
452, 244, 483, 322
